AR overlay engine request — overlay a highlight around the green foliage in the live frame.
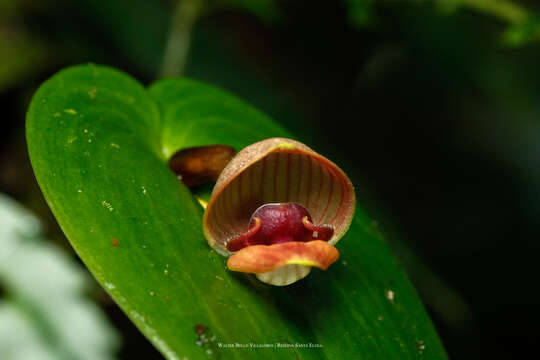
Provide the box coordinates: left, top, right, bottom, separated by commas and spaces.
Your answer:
78, 0, 169, 76
26, 64, 447, 359
0, 0, 17, 17
0, 193, 119, 360
434, 0, 540, 46
502, 16, 540, 46
343, 0, 374, 27
215, 0, 281, 23
0, 28, 48, 93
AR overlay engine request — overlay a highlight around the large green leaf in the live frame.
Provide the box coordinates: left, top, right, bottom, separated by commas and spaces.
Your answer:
26, 64, 447, 359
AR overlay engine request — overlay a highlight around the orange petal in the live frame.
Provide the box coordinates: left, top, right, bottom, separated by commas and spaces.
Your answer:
227, 240, 339, 274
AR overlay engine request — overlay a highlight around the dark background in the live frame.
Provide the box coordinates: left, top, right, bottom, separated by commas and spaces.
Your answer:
2, 0, 540, 358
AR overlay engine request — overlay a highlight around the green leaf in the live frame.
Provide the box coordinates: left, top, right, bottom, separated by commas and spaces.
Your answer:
0, 193, 120, 360
27, 64, 447, 359
0, 28, 49, 93
342, 0, 374, 28
502, 16, 540, 46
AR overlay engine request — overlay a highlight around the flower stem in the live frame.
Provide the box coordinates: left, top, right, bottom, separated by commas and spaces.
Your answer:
454, 0, 528, 24
159, 0, 204, 78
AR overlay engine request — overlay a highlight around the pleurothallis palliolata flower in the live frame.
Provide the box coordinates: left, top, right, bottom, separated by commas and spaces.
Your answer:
202, 137, 355, 286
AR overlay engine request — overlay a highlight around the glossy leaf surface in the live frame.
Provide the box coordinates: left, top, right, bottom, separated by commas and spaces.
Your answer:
27, 65, 446, 359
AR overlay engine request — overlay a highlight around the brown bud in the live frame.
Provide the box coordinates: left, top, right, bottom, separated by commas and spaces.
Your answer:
169, 145, 236, 188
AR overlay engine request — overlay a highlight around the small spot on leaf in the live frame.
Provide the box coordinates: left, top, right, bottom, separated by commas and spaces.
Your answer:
104, 282, 116, 290
386, 289, 395, 303
195, 324, 206, 336
102, 200, 114, 212
415, 339, 426, 354
88, 87, 98, 98
194, 324, 219, 357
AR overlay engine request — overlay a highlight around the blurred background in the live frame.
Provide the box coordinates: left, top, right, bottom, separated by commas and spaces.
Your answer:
2, 0, 540, 358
